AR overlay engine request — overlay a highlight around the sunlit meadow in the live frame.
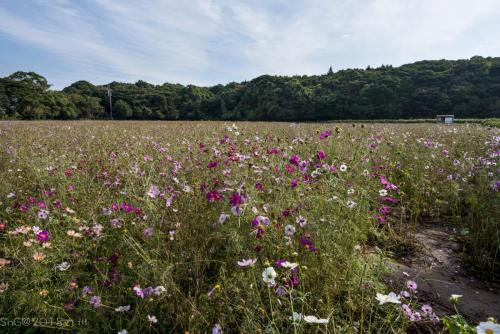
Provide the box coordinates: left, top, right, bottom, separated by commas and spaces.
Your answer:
0, 121, 498, 333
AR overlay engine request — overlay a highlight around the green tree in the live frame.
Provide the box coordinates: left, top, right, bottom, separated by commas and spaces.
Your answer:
114, 99, 133, 119
68, 94, 104, 119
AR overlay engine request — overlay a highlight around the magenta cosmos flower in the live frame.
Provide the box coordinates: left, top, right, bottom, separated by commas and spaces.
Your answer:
229, 192, 245, 206
206, 190, 224, 202
319, 130, 332, 140
289, 154, 300, 165
300, 235, 317, 252
36, 230, 50, 242
207, 161, 218, 168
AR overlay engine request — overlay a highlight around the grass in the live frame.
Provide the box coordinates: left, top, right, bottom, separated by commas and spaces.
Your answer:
482, 118, 500, 127
0, 121, 498, 333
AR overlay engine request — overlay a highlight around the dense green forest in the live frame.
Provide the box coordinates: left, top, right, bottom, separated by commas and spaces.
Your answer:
1, 56, 499, 121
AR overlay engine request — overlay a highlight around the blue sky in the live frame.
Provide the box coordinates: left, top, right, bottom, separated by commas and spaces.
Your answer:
1, 0, 499, 89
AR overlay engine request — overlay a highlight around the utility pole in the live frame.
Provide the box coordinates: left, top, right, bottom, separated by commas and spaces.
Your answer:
107, 86, 113, 120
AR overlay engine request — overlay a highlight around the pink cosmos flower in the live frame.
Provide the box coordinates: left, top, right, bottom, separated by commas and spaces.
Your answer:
317, 150, 326, 160
267, 147, 280, 155
285, 164, 296, 173
143, 227, 153, 237
400, 291, 410, 298
133, 285, 144, 298
237, 258, 257, 267
82, 286, 92, 296
109, 218, 122, 228
146, 185, 160, 199
89, 295, 102, 308
374, 214, 386, 223
421, 304, 433, 316
406, 280, 417, 292
402, 304, 413, 318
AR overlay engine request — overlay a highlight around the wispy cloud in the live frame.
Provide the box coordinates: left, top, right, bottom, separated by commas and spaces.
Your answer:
0, 0, 499, 89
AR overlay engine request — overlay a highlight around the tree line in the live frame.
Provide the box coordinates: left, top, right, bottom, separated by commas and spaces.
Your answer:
1, 56, 499, 121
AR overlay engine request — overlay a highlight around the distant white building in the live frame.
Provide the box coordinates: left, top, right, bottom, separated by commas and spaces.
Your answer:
436, 115, 454, 124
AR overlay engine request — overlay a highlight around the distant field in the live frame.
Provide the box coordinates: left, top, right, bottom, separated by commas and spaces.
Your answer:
0, 121, 498, 333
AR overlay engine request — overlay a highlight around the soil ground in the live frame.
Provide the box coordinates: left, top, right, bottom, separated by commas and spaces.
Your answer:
387, 221, 500, 321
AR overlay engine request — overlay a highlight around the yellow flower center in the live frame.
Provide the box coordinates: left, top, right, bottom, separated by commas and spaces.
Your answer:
485, 329, 493, 334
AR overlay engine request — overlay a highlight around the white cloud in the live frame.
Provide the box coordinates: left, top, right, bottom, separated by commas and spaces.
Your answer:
0, 0, 499, 88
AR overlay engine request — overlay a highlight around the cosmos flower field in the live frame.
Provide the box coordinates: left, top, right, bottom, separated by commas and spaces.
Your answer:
0, 121, 498, 333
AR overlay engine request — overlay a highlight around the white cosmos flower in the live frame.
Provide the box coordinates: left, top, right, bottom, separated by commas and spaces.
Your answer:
379, 189, 388, 197
449, 294, 463, 303
147, 315, 158, 324
476, 321, 500, 334
284, 224, 296, 236
263, 204, 270, 212
153, 286, 166, 295
304, 315, 329, 324
115, 305, 131, 312
296, 216, 307, 228
56, 261, 70, 271
290, 312, 329, 324
281, 261, 298, 269
231, 206, 243, 216
290, 312, 303, 322
218, 213, 229, 224
376, 292, 401, 305
339, 164, 348, 172
262, 267, 277, 285
346, 200, 357, 209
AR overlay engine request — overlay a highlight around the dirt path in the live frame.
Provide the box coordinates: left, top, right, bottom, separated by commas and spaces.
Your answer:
388, 221, 500, 321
